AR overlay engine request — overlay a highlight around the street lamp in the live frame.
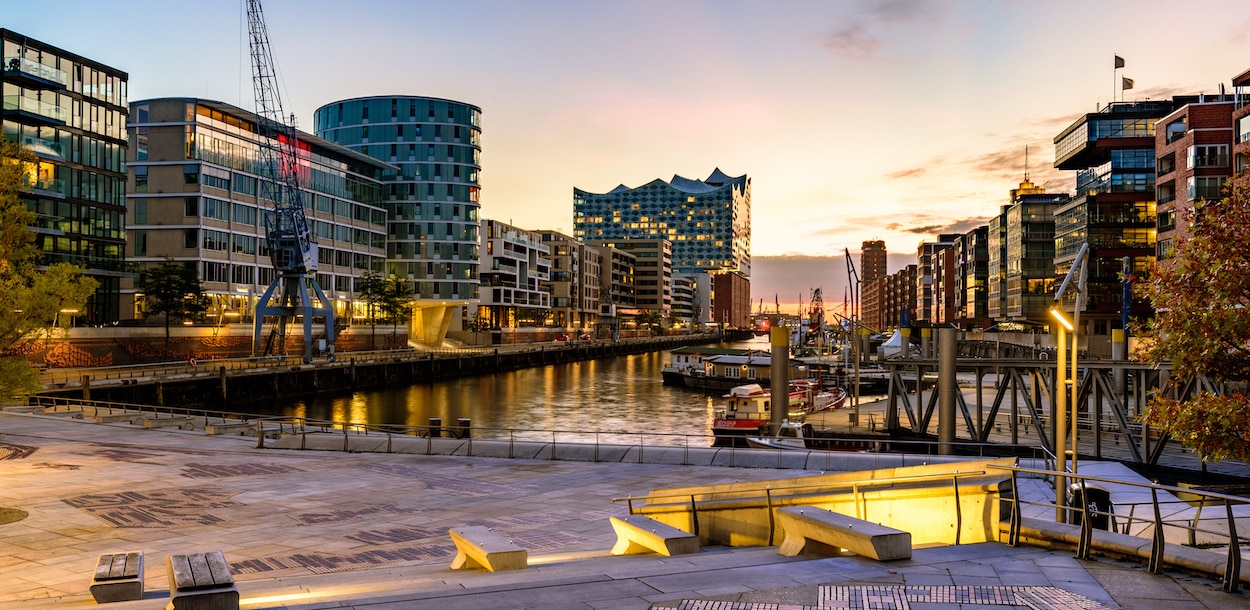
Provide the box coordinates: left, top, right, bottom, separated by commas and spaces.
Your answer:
1051, 242, 1088, 522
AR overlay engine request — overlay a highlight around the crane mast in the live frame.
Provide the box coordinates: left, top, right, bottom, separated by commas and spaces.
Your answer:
246, 0, 335, 362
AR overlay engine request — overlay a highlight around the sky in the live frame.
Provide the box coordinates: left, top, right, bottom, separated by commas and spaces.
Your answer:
8, 0, 1250, 311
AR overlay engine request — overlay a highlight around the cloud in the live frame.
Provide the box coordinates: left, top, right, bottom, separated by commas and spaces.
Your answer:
886, 167, 927, 179
821, 0, 941, 59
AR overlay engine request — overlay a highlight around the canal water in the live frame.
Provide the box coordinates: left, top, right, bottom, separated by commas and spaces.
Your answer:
263, 335, 775, 442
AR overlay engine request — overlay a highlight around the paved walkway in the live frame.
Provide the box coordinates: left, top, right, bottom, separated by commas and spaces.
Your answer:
1, 412, 1247, 609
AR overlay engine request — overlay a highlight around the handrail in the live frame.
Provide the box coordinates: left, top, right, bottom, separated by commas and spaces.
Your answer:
610, 469, 989, 506
992, 464, 1250, 593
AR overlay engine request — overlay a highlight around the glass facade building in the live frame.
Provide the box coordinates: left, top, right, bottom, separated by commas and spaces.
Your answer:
1053, 100, 1180, 338
315, 96, 481, 345
124, 98, 389, 325
573, 169, 750, 277
2, 29, 128, 323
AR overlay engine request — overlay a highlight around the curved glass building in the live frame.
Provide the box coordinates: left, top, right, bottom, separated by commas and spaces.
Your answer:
315, 96, 481, 346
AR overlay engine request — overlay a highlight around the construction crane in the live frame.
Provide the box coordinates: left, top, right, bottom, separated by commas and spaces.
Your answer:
246, 0, 335, 362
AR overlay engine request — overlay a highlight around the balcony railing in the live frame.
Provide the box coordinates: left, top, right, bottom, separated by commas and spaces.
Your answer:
2, 56, 68, 86
3, 95, 67, 123
20, 135, 65, 158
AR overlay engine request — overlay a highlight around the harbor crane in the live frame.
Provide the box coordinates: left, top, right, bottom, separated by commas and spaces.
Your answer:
246, 0, 335, 362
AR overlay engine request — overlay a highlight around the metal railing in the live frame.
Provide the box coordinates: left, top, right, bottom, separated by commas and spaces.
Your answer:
39, 335, 708, 388
994, 464, 1249, 592
610, 470, 990, 545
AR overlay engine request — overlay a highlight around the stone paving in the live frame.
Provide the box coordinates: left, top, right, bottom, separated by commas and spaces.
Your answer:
1, 412, 1249, 609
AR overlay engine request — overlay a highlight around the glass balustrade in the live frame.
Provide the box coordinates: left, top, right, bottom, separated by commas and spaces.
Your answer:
2, 56, 68, 86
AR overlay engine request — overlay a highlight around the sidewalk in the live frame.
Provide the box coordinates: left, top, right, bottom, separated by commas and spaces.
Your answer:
1, 412, 1247, 609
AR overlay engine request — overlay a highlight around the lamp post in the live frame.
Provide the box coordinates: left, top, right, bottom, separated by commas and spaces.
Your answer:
1050, 306, 1073, 521
1051, 242, 1088, 523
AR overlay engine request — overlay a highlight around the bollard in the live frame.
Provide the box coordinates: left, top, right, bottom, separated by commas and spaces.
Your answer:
429, 417, 442, 438
457, 418, 471, 439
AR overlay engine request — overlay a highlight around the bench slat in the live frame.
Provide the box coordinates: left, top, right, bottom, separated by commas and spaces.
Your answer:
204, 550, 234, 586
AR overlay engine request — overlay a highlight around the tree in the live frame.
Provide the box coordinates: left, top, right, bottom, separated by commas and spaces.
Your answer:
1140, 171, 1250, 463
137, 260, 210, 346
378, 276, 411, 349
635, 310, 662, 336
356, 272, 386, 349
0, 139, 98, 399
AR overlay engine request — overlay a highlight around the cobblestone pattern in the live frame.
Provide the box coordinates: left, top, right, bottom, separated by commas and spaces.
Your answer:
179, 462, 304, 478
63, 486, 238, 527
818, 585, 1115, 609
230, 543, 458, 575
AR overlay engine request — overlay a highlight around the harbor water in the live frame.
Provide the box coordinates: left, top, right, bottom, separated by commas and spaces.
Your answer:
260, 336, 778, 441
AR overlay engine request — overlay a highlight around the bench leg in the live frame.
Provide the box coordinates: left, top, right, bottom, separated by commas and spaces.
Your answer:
778, 534, 840, 557
449, 549, 476, 570
611, 537, 653, 556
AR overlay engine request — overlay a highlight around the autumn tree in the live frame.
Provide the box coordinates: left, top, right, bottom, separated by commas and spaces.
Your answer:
0, 139, 98, 399
137, 260, 210, 345
1140, 172, 1250, 463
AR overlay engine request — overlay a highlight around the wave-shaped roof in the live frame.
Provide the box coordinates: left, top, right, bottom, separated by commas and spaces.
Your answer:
577, 168, 747, 196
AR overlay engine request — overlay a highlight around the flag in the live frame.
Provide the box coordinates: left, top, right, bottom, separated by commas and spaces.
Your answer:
1122, 76, 1134, 90
1114, 55, 1125, 69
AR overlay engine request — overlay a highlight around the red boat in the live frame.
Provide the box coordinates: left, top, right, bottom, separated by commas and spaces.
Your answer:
711, 380, 846, 444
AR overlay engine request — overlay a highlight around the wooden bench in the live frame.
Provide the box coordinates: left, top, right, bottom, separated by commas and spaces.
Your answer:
143, 416, 195, 430
95, 412, 143, 424
204, 421, 256, 436
609, 515, 699, 556
89, 551, 144, 603
448, 526, 527, 572
166, 550, 238, 610
775, 506, 911, 561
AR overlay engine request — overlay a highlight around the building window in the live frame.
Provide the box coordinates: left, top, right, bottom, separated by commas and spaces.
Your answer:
183, 165, 199, 185
184, 229, 198, 249
133, 166, 148, 193
184, 197, 199, 216
133, 229, 147, 256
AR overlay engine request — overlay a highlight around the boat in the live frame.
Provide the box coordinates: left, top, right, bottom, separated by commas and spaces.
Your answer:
711, 380, 847, 443
745, 420, 812, 450
744, 420, 876, 452
661, 346, 755, 384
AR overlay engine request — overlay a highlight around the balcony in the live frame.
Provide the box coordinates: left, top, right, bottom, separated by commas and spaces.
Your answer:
22, 176, 67, 197
3, 95, 67, 126
2, 57, 68, 89
20, 135, 65, 159
1191, 153, 1229, 168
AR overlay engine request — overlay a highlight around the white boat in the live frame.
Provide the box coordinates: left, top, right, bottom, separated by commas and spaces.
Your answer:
711, 381, 847, 443
745, 420, 811, 450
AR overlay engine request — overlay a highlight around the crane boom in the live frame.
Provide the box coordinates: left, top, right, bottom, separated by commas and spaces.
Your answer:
246, 0, 335, 363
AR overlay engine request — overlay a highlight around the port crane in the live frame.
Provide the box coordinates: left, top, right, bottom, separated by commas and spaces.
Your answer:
246, 0, 335, 362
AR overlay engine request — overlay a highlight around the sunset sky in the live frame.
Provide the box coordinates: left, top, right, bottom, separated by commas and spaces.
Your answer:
9, 0, 1250, 310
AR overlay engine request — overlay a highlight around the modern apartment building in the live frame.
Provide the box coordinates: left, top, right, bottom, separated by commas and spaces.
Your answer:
539, 230, 600, 331
2, 29, 128, 323
955, 226, 990, 328
1235, 70, 1250, 177
478, 219, 550, 328
916, 235, 958, 324
315, 96, 481, 345
573, 169, 750, 276
1154, 96, 1236, 260
124, 98, 389, 324
861, 240, 887, 285
882, 264, 918, 330
1005, 180, 1067, 325
587, 239, 671, 315
1053, 100, 1180, 347
591, 243, 635, 337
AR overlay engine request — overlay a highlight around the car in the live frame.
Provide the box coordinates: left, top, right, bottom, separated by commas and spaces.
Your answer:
554, 334, 570, 343
578, 333, 592, 341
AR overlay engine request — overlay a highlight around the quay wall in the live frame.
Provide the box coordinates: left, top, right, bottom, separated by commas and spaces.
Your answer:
39, 335, 719, 410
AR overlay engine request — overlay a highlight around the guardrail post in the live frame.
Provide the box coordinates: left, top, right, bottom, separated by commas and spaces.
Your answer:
953, 475, 962, 546
343, 428, 349, 452
1225, 499, 1241, 593
1148, 487, 1165, 574
256, 424, 266, 448
690, 494, 700, 537
1008, 469, 1021, 546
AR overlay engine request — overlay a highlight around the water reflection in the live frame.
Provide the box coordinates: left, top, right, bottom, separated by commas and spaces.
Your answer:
276, 347, 737, 443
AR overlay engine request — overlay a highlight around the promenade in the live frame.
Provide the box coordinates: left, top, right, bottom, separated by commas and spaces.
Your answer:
1, 411, 1247, 609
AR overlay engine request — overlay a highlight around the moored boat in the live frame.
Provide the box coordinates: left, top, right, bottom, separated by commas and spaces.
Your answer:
711, 380, 847, 444
661, 346, 755, 384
